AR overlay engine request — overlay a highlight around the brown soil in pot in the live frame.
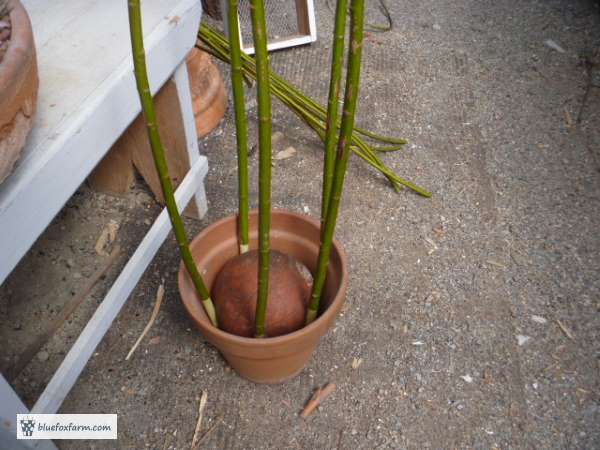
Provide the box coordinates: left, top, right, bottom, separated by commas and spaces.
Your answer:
178, 210, 348, 384
0, 0, 38, 184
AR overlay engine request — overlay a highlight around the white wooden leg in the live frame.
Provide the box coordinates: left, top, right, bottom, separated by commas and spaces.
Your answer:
173, 60, 209, 218
31, 158, 208, 415
0, 375, 57, 450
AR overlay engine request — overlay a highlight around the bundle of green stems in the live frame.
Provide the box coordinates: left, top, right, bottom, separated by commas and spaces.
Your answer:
198, 23, 431, 198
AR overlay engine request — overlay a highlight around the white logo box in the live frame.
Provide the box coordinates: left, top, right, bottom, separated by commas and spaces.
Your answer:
17, 414, 117, 440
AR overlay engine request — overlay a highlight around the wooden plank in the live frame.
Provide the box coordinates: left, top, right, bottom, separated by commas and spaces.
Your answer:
0, 0, 202, 284
0, 375, 58, 450
31, 157, 208, 415
173, 61, 209, 218
295, 0, 310, 34
306, 0, 317, 42
87, 136, 135, 195
129, 79, 200, 218
88, 61, 210, 208
242, 35, 314, 54
20, 0, 175, 155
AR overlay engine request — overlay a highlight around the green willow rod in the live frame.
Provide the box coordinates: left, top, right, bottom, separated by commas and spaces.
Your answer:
127, 0, 217, 327
227, 0, 250, 254
276, 91, 402, 192
249, 0, 272, 338
306, 0, 366, 325
198, 24, 405, 147
198, 27, 431, 197
198, 29, 404, 154
265, 79, 430, 196
321, 0, 348, 224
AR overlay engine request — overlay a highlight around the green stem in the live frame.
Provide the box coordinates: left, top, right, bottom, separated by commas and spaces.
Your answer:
355, 126, 407, 144
306, 0, 365, 325
249, 0, 272, 338
227, 0, 250, 254
321, 0, 348, 225
198, 24, 407, 147
127, 0, 217, 327
197, 25, 431, 198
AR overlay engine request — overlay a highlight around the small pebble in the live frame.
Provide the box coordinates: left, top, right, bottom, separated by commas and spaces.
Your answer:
37, 351, 49, 362
544, 39, 565, 53
516, 334, 530, 346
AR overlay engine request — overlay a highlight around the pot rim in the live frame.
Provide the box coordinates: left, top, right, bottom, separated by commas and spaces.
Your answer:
178, 208, 348, 347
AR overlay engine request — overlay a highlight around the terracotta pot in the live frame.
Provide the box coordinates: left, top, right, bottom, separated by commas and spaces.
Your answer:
178, 210, 348, 384
0, 0, 38, 184
186, 48, 227, 138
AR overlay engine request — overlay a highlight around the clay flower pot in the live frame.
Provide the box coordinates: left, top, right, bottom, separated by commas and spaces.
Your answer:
178, 210, 348, 383
0, 0, 38, 184
186, 48, 227, 138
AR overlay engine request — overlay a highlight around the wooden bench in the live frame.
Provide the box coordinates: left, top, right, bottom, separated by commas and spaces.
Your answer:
0, 1, 208, 447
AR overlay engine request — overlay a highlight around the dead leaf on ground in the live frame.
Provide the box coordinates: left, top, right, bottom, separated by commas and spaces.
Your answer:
556, 319, 575, 340
273, 147, 297, 160
301, 383, 336, 418
95, 220, 119, 256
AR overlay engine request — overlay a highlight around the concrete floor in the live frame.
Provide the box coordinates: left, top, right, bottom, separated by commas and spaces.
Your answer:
1, 0, 599, 448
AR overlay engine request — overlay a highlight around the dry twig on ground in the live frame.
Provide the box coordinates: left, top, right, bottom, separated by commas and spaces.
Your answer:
125, 283, 165, 360
301, 383, 336, 418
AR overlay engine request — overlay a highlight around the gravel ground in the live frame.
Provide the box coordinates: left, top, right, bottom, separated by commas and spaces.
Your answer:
1, 0, 599, 449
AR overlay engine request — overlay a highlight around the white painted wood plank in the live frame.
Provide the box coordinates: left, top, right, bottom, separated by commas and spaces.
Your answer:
21, 0, 173, 149
173, 61, 209, 218
243, 35, 314, 55
0, 0, 202, 284
306, 0, 317, 41
32, 157, 208, 415
0, 375, 58, 450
